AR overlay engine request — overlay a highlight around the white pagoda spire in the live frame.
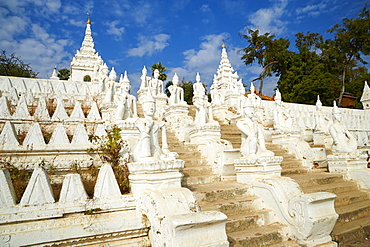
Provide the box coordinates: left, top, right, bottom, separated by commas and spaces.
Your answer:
360, 81, 370, 110
210, 42, 244, 107
70, 14, 104, 82
50, 67, 59, 80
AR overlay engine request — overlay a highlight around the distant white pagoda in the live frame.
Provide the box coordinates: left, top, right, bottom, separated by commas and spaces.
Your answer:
360, 81, 370, 110
210, 43, 245, 108
70, 14, 106, 82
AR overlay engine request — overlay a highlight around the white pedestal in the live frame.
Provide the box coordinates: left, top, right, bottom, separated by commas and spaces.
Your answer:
327, 153, 368, 173
128, 159, 185, 194
189, 124, 221, 144
234, 156, 283, 183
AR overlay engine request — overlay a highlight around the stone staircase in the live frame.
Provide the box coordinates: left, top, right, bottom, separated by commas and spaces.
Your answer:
219, 122, 370, 246
166, 129, 300, 246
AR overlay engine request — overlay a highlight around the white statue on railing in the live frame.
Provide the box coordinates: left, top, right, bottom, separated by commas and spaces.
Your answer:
314, 95, 330, 133
114, 71, 137, 120
103, 67, 117, 104
168, 73, 185, 105
273, 89, 298, 132
98, 63, 109, 92
133, 92, 178, 162
140, 66, 150, 90
150, 69, 164, 96
237, 98, 274, 158
194, 98, 215, 126
193, 72, 205, 99
329, 101, 357, 154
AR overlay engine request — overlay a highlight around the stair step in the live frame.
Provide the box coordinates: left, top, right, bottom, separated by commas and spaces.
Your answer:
287, 173, 344, 187
281, 167, 309, 175
228, 223, 285, 247
181, 174, 221, 186
189, 181, 251, 202
280, 160, 303, 168
200, 196, 260, 215
302, 181, 359, 195
332, 216, 370, 245
169, 145, 199, 152
183, 159, 208, 167
182, 166, 212, 176
335, 200, 370, 225
226, 210, 272, 232
279, 154, 297, 159
268, 240, 302, 247
177, 151, 203, 159
334, 190, 370, 207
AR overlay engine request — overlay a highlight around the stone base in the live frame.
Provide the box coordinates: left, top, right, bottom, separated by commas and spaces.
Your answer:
303, 129, 313, 142
271, 130, 300, 149
313, 131, 332, 148
234, 156, 283, 183
116, 119, 138, 135
165, 104, 189, 117
212, 105, 231, 124
128, 159, 184, 194
225, 93, 240, 109
189, 124, 221, 144
154, 94, 168, 120
100, 104, 116, 122
327, 153, 368, 173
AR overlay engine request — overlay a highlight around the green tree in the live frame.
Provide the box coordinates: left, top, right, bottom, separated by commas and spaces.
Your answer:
0, 50, 38, 78
277, 32, 340, 105
240, 29, 289, 95
57, 68, 70, 80
345, 65, 370, 108
179, 79, 193, 105
165, 81, 173, 97
327, 5, 370, 106
166, 79, 194, 104
151, 62, 167, 81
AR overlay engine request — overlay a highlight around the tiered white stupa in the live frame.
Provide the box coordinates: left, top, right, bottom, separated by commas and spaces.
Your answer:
210, 43, 245, 108
70, 15, 106, 82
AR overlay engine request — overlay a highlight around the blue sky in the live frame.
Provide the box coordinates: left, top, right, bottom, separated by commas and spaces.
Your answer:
0, 0, 368, 97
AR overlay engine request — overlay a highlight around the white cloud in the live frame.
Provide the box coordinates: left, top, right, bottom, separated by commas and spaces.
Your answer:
0, 20, 71, 78
45, 0, 61, 13
105, 20, 125, 40
248, 0, 288, 35
127, 34, 170, 57
0, 11, 28, 40
168, 33, 231, 87
200, 4, 211, 12
296, 3, 327, 18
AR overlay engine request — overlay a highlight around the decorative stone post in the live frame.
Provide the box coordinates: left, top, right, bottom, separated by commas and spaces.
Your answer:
234, 96, 338, 247
127, 90, 229, 247
327, 101, 370, 190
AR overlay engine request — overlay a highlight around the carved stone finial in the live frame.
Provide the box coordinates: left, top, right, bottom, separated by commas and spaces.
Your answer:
86, 12, 91, 24
316, 95, 322, 107
275, 88, 282, 101
172, 73, 179, 86
332, 100, 340, 114
196, 72, 201, 83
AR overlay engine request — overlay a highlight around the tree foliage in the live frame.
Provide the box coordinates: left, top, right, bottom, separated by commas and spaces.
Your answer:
57, 68, 70, 80
240, 5, 370, 108
179, 79, 194, 105
327, 4, 370, 106
165, 79, 194, 105
240, 29, 289, 95
0, 50, 38, 78
151, 62, 167, 81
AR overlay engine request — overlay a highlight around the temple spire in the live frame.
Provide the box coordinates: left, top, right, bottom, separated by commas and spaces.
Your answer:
69, 15, 104, 82
86, 12, 91, 24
